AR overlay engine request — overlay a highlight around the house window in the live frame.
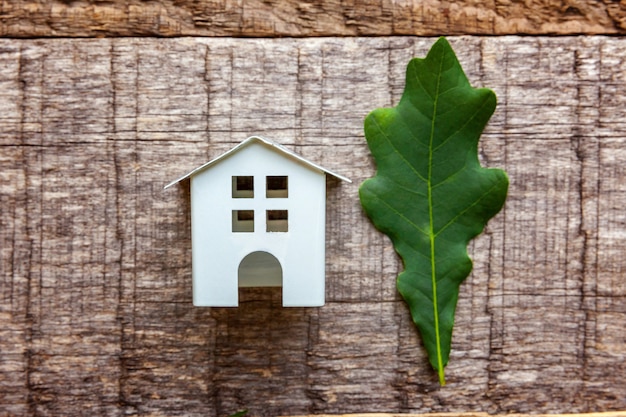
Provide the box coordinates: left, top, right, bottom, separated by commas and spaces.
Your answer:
232, 176, 254, 198
266, 176, 288, 198
232, 210, 254, 232
266, 210, 288, 232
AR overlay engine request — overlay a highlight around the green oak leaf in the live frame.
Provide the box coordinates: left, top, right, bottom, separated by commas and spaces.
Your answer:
359, 37, 509, 385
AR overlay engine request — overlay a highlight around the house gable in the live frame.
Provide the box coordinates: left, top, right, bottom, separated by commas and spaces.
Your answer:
164, 135, 351, 189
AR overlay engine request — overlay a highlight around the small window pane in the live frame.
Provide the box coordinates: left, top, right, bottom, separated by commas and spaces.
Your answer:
266, 210, 288, 232
233, 176, 254, 198
233, 210, 254, 232
266, 176, 288, 198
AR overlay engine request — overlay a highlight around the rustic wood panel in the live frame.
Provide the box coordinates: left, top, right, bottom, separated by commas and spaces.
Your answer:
296, 414, 626, 417
1, 37, 625, 416
1, 0, 626, 37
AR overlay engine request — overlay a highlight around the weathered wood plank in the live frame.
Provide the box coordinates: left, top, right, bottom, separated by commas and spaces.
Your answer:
286, 413, 626, 417
1, 0, 625, 37
1, 37, 625, 416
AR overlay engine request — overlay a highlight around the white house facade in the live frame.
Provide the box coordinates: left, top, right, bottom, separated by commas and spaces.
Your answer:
165, 136, 350, 307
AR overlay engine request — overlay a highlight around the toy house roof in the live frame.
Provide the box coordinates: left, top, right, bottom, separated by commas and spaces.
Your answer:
164, 135, 352, 189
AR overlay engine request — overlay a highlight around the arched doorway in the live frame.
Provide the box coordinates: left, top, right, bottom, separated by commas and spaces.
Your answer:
238, 251, 283, 287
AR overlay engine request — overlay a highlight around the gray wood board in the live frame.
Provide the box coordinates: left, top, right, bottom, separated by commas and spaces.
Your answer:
1, 37, 625, 416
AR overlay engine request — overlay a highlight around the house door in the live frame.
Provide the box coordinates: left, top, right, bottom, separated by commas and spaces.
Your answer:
238, 251, 283, 287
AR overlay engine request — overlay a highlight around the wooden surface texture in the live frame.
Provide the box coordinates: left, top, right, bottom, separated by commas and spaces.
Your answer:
1, 0, 626, 37
1, 36, 626, 416
293, 414, 626, 417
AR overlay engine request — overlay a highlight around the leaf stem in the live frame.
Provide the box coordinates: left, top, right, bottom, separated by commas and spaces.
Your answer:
428, 45, 446, 386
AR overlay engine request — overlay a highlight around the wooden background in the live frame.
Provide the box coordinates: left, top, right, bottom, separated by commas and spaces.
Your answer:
1, 2, 626, 417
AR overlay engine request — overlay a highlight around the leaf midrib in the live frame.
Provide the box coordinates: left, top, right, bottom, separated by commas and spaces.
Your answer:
427, 47, 446, 386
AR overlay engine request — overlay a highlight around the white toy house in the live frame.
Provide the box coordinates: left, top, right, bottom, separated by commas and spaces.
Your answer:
165, 136, 351, 307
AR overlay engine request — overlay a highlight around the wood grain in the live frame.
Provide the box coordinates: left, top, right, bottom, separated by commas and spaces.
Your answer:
286, 414, 626, 417
1, 0, 625, 37
1, 37, 625, 416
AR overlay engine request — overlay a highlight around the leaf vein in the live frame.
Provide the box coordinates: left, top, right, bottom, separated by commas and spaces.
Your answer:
432, 95, 493, 153
370, 115, 428, 183
434, 179, 504, 238
367, 191, 430, 237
